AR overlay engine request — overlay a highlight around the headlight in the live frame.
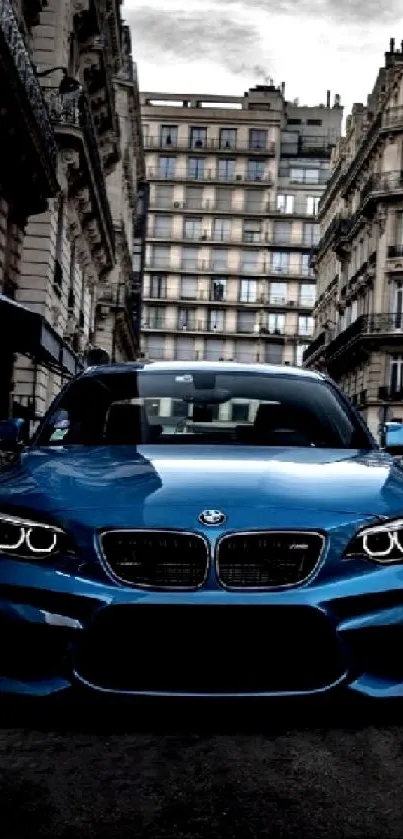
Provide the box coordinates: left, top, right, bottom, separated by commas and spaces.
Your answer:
0, 514, 73, 561
344, 518, 403, 564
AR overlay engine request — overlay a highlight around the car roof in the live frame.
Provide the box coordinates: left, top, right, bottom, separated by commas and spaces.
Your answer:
80, 360, 324, 381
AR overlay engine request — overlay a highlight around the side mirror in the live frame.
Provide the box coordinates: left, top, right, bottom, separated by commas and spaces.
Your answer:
0, 418, 26, 451
384, 422, 403, 456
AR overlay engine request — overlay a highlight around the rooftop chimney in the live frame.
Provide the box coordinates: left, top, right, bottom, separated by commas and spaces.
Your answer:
390, 37, 395, 52
281, 81, 285, 96
326, 90, 331, 108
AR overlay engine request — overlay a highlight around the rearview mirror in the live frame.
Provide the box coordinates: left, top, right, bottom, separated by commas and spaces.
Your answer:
0, 418, 26, 451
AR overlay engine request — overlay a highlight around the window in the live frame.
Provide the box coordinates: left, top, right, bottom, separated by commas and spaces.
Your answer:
301, 253, 312, 276
154, 215, 172, 237
216, 187, 233, 210
390, 355, 403, 393
218, 159, 235, 180
237, 310, 257, 333
395, 211, 403, 246
152, 245, 170, 269
270, 282, 287, 304
188, 157, 205, 180
184, 217, 202, 239
307, 118, 322, 126
38, 368, 371, 449
241, 251, 259, 273
181, 248, 199, 270
176, 337, 195, 360
234, 341, 257, 363
244, 189, 262, 212
306, 196, 320, 216
290, 168, 320, 184
150, 275, 167, 298
211, 276, 227, 301
178, 308, 196, 330
243, 219, 261, 243
207, 309, 225, 332
220, 128, 237, 149
158, 156, 176, 178
144, 336, 165, 359
277, 194, 294, 214
240, 279, 257, 303
190, 127, 207, 148
287, 118, 302, 125
247, 159, 266, 181
299, 284, 316, 306
205, 339, 225, 360
268, 313, 285, 334
160, 125, 178, 147
147, 307, 165, 329
186, 186, 204, 209
155, 185, 174, 207
265, 344, 284, 364
249, 129, 267, 150
213, 218, 231, 241
272, 252, 290, 274
274, 221, 292, 245
180, 276, 197, 299
296, 344, 308, 366
298, 315, 314, 336
304, 223, 320, 246
212, 248, 228, 271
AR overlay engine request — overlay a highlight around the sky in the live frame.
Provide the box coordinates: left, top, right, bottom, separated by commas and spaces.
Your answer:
124, 0, 403, 119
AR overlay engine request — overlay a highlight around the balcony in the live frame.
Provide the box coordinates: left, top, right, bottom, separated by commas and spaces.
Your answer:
306, 314, 403, 372
148, 197, 319, 218
0, 0, 58, 214
43, 90, 115, 274
147, 167, 272, 185
382, 106, 403, 132
360, 171, 403, 215
302, 330, 326, 365
280, 135, 336, 159
144, 136, 276, 155
77, 1, 121, 172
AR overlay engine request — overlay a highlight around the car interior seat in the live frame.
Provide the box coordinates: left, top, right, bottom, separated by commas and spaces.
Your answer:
104, 403, 162, 445
252, 403, 314, 447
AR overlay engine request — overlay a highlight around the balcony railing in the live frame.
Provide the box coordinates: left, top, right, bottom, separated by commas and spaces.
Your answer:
147, 167, 272, 184
302, 330, 326, 364
0, 0, 58, 168
148, 227, 319, 248
145, 258, 315, 279
360, 171, 403, 207
278, 171, 329, 185
144, 136, 276, 154
44, 90, 115, 260
382, 107, 403, 130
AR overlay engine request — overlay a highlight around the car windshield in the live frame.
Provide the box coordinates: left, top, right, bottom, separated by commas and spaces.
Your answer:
35, 367, 372, 450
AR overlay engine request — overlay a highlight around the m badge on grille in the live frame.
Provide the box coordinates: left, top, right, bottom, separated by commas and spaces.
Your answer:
198, 510, 226, 526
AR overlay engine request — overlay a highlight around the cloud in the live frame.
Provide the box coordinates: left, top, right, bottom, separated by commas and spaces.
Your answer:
126, 5, 272, 81
221, 0, 402, 24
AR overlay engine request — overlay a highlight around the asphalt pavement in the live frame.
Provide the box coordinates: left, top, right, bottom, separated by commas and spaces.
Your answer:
0, 700, 402, 838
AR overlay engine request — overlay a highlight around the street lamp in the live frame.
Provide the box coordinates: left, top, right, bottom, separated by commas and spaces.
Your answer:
36, 66, 81, 94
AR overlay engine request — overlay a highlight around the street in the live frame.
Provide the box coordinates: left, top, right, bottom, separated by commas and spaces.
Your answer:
0, 701, 403, 838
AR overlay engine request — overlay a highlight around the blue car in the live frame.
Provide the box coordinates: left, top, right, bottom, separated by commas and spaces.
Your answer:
0, 360, 403, 701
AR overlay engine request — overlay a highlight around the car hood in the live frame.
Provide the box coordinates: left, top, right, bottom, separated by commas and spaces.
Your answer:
0, 445, 402, 530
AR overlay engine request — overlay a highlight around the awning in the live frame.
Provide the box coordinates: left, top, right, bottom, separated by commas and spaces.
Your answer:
0, 295, 83, 377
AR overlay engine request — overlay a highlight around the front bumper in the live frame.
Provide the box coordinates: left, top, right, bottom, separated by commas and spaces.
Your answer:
1, 559, 403, 699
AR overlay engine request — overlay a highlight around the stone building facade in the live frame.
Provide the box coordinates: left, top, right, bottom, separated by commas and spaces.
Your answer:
0, 0, 145, 423
303, 40, 403, 440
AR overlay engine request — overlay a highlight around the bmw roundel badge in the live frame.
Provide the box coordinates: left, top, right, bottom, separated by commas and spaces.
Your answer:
198, 509, 226, 526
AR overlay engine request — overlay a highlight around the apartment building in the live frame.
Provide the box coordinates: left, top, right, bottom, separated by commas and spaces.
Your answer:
140, 86, 342, 365
0, 1, 145, 423
303, 39, 403, 439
